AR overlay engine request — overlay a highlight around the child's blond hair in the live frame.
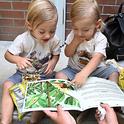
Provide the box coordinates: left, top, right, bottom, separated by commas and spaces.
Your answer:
26, 0, 58, 29
70, 0, 104, 28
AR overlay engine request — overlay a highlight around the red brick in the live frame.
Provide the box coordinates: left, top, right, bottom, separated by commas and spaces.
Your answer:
66, 0, 75, 3
0, 10, 25, 18
14, 19, 25, 27
65, 29, 71, 37
0, 34, 16, 41
0, 0, 123, 41
19, 0, 30, 1
66, 12, 70, 20
101, 15, 109, 21
0, 2, 11, 9
116, 2, 124, 13
66, 3, 72, 12
97, 0, 116, 5
65, 21, 72, 29
103, 5, 119, 14
12, 2, 29, 10
116, 0, 124, 4
0, 27, 25, 34
0, 19, 13, 26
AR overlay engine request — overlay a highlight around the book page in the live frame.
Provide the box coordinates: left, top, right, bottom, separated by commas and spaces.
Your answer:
22, 77, 124, 112
68, 77, 124, 111
22, 79, 82, 112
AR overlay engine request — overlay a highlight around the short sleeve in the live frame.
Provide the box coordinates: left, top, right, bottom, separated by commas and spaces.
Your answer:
94, 32, 108, 57
65, 30, 74, 45
50, 35, 61, 55
8, 34, 24, 55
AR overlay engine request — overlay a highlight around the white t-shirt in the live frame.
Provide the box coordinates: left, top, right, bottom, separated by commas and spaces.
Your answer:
65, 30, 107, 71
8, 31, 61, 74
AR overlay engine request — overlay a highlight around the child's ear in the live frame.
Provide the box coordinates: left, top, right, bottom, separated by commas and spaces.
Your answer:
25, 21, 32, 31
96, 19, 102, 29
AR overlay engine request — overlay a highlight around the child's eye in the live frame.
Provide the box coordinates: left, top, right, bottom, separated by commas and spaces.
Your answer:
74, 28, 78, 31
82, 29, 89, 32
50, 30, 55, 34
39, 31, 45, 34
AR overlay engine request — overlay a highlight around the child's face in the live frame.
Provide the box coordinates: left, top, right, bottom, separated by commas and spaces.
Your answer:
30, 19, 57, 43
72, 17, 100, 41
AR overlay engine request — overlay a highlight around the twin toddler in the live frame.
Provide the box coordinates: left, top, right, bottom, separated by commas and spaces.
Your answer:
1, 0, 119, 124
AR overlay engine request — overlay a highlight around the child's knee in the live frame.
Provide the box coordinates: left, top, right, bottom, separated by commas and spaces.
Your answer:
1, 116, 12, 124
3, 81, 13, 90
55, 71, 62, 78
109, 72, 119, 83
55, 71, 67, 79
110, 72, 119, 78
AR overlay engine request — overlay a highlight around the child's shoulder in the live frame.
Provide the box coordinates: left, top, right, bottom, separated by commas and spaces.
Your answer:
14, 31, 33, 43
15, 31, 28, 40
94, 31, 107, 41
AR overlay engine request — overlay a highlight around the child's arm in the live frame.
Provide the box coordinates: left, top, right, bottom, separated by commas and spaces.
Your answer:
44, 55, 59, 75
65, 35, 84, 57
72, 53, 104, 87
5, 50, 32, 70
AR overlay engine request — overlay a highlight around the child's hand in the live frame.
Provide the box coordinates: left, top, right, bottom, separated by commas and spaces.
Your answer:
44, 59, 56, 75
73, 34, 85, 44
16, 56, 32, 70
71, 71, 87, 88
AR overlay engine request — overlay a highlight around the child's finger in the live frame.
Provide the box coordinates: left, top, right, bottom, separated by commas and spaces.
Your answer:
26, 60, 33, 67
71, 80, 80, 88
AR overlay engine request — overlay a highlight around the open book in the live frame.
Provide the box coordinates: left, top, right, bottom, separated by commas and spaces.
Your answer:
22, 77, 124, 113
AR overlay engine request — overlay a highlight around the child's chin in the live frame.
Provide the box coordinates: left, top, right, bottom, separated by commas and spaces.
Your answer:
86, 38, 92, 41
39, 40, 48, 44
43, 40, 49, 43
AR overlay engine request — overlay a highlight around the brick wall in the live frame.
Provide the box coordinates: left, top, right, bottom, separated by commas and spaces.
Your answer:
0, 0, 30, 41
66, 0, 124, 37
0, 0, 124, 41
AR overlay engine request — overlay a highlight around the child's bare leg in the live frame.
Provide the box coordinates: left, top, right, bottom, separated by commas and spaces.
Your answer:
109, 72, 119, 83
1, 81, 14, 124
30, 111, 45, 124
55, 71, 68, 79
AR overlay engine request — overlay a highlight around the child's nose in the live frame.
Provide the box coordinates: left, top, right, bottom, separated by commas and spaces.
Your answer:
77, 31, 83, 37
44, 33, 51, 39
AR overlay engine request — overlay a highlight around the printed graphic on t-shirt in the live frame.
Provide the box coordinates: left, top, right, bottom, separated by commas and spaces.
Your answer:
26, 51, 51, 74
77, 50, 92, 65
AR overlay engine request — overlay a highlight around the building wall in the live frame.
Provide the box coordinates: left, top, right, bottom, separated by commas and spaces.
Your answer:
66, 0, 124, 36
0, 0, 123, 41
0, 0, 30, 41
